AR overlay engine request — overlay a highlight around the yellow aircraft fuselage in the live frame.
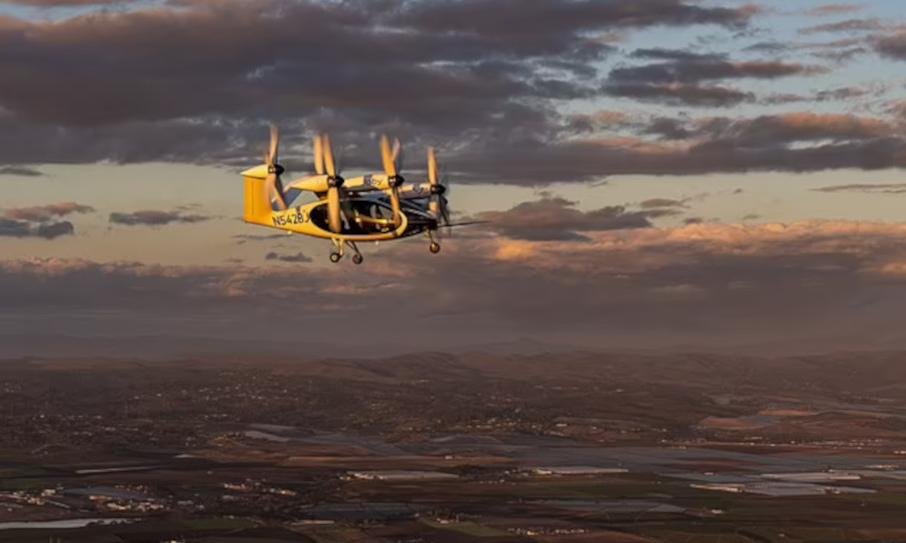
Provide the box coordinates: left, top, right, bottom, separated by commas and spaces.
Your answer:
242, 167, 409, 241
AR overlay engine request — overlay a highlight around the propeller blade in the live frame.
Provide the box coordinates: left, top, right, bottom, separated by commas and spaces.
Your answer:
390, 187, 402, 228
393, 137, 403, 172
265, 172, 287, 211
427, 147, 439, 186
264, 125, 286, 211
441, 197, 451, 226
380, 135, 398, 177
327, 186, 343, 233
268, 124, 279, 166
313, 134, 325, 175
322, 134, 338, 177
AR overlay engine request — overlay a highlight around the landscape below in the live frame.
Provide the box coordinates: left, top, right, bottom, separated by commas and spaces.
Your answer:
1, 351, 906, 542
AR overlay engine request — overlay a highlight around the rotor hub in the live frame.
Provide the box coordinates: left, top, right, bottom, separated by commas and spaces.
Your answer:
430, 184, 446, 195
328, 175, 345, 188
389, 175, 405, 188
268, 164, 285, 175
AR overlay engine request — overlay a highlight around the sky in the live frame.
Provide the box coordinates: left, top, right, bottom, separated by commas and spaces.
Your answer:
1, 0, 906, 354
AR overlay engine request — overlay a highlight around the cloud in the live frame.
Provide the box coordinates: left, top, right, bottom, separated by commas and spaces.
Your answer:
6, 220, 906, 350
813, 183, 906, 194
3, 0, 131, 4
0, 218, 74, 239
604, 83, 753, 107
108, 210, 210, 226
0, 0, 762, 176
695, 112, 892, 146
454, 111, 906, 183
0, 0, 899, 186
0, 219, 31, 238
643, 117, 694, 140
800, 18, 883, 35
0, 0, 752, 128
0, 202, 91, 239
604, 57, 823, 107
474, 195, 657, 241
609, 59, 824, 85
233, 233, 288, 245
4, 202, 94, 222
639, 198, 687, 210
875, 32, 906, 60
629, 48, 726, 62
35, 221, 75, 239
265, 251, 313, 263
0, 166, 44, 177
804, 4, 864, 17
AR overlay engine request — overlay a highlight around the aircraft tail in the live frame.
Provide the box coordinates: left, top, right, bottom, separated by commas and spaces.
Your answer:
241, 166, 273, 226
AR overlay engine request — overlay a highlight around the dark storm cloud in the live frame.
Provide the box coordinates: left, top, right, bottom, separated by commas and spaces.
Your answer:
0, 166, 44, 177
265, 251, 313, 264
108, 210, 210, 226
474, 196, 656, 241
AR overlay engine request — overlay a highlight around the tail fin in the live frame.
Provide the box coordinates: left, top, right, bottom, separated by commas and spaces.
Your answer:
241, 166, 272, 226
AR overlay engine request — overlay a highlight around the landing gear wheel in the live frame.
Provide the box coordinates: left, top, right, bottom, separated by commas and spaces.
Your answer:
352, 254, 364, 265
429, 241, 441, 254
329, 252, 342, 263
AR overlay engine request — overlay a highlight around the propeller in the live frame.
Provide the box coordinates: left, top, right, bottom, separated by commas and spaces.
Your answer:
319, 134, 345, 234
380, 134, 404, 228
313, 133, 325, 176
265, 125, 287, 211
427, 147, 451, 228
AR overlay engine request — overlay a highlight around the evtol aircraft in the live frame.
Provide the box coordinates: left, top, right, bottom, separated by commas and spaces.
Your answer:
241, 126, 461, 264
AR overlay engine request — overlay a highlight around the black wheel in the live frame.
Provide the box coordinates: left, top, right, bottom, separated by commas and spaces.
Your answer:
429, 241, 441, 254
352, 254, 364, 265
329, 252, 342, 263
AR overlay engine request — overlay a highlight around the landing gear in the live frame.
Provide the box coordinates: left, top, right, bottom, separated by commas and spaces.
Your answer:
346, 240, 363, 265
328, 239, 364, 264
427, 231, 441, 254
329, 238, 344, 263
